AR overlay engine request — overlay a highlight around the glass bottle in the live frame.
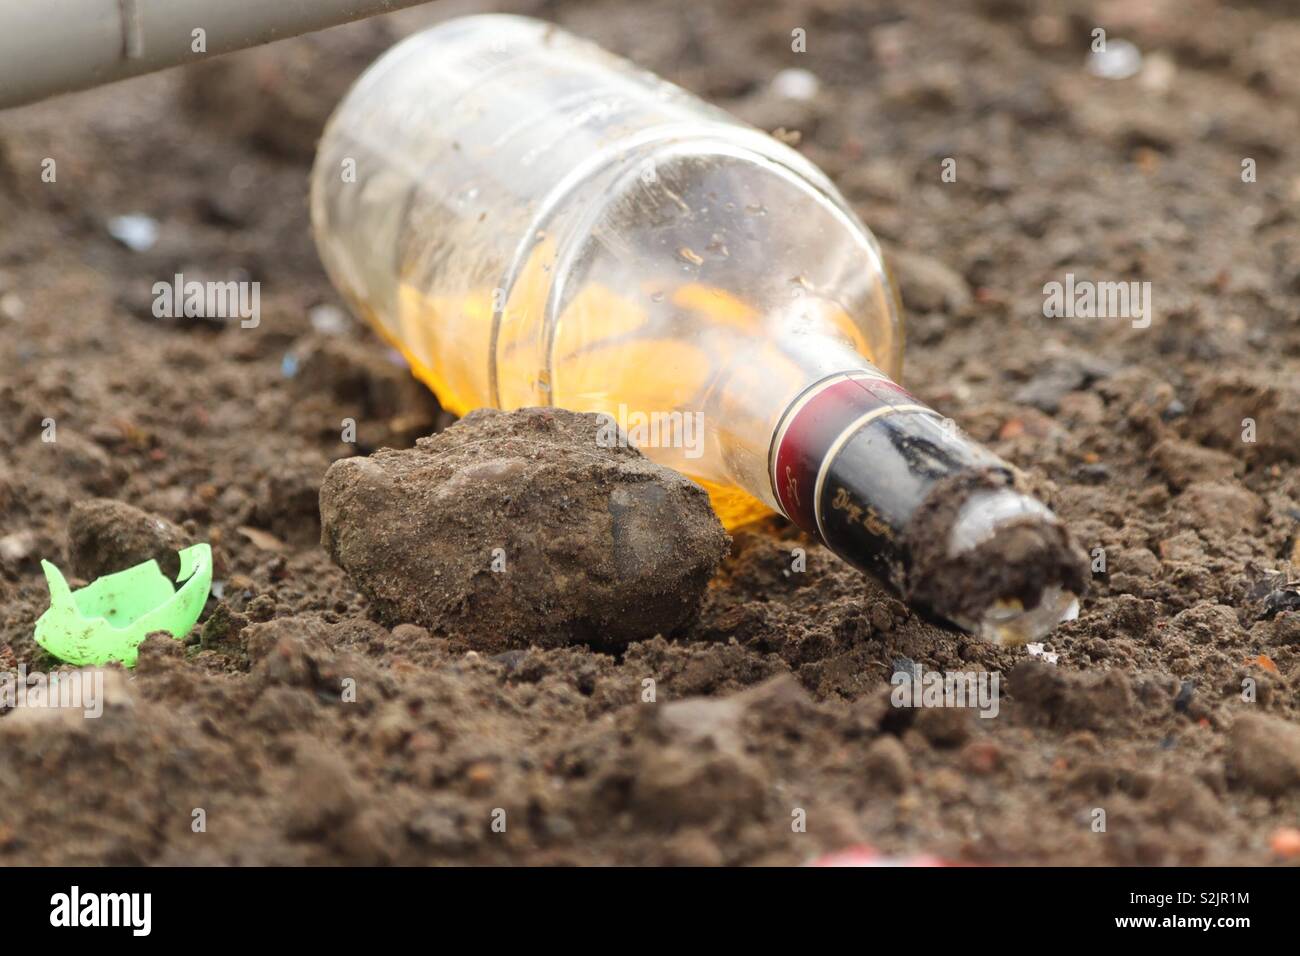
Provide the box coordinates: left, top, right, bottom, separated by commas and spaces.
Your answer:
311, 14, 1086, 642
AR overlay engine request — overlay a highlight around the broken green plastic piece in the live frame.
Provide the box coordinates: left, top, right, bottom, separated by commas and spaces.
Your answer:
34, 543, 212, 667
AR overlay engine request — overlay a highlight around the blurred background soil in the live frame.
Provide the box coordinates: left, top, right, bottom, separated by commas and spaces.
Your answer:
2, 0, 1300, 865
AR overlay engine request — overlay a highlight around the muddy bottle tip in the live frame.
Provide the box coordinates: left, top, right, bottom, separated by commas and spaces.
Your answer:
908, 487, 1089, 646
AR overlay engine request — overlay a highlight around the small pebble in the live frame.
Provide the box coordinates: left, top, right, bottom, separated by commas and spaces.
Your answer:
0, 292, 23, 321
961, 740, 1004, 775
107, 214, 160, 252
1228, 714, 1300, 796
863, 735, 912, 793
309, 303, 352, 335
1026, 642, 1058, 665
771, 67, 820, 101
1087, 40, 1143, 81
0, 530, 36, 564
1261, 585, 1300, 620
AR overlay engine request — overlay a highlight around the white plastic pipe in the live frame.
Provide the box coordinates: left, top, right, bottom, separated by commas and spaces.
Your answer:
0, 0, 432, 109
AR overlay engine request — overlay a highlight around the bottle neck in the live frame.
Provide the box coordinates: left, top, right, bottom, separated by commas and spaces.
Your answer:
767, 369, 1086, 643
768, 369, 989, 553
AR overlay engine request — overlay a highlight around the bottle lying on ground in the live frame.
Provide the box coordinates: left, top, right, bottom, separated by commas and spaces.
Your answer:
310, 14, 1088, 644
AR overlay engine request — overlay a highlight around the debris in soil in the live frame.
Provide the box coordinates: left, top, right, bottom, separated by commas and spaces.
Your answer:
808, 845, 953, 866
1260, 584, 1300, 621
1025, 642, 1058, 665
319, 407, 731, 652
67, 498, 190, 580
1012, 357, 1114, 416
1270, 827, 1300, 859
34, 543, 212, 667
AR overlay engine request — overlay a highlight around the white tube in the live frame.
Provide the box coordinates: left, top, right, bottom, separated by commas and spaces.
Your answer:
0, 0, 431, 110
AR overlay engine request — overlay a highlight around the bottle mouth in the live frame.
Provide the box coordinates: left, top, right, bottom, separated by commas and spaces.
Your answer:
950, 584, 1081, 646
938, 488, 1084, 645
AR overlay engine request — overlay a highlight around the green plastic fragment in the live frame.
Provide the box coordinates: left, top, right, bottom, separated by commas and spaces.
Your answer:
34, 543, 212, 667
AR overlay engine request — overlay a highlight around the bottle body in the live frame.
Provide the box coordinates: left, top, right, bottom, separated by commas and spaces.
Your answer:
311, 14, 903, 526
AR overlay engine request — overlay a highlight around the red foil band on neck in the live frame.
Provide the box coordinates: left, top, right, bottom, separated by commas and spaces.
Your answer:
770, 373, 921, 536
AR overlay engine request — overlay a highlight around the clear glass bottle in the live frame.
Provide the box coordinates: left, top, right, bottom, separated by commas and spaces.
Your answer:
311, 14, 1087, 642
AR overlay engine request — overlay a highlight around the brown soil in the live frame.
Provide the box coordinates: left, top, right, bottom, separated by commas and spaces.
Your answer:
3, 0, 1300, 866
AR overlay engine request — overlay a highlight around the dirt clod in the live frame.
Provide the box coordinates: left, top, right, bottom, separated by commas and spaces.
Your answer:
320, 408, 730, 652
67, 498, 190, 580
1009, 660, 1136, 733
1227, 714, 1300, 797
864, 734, 913, 792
